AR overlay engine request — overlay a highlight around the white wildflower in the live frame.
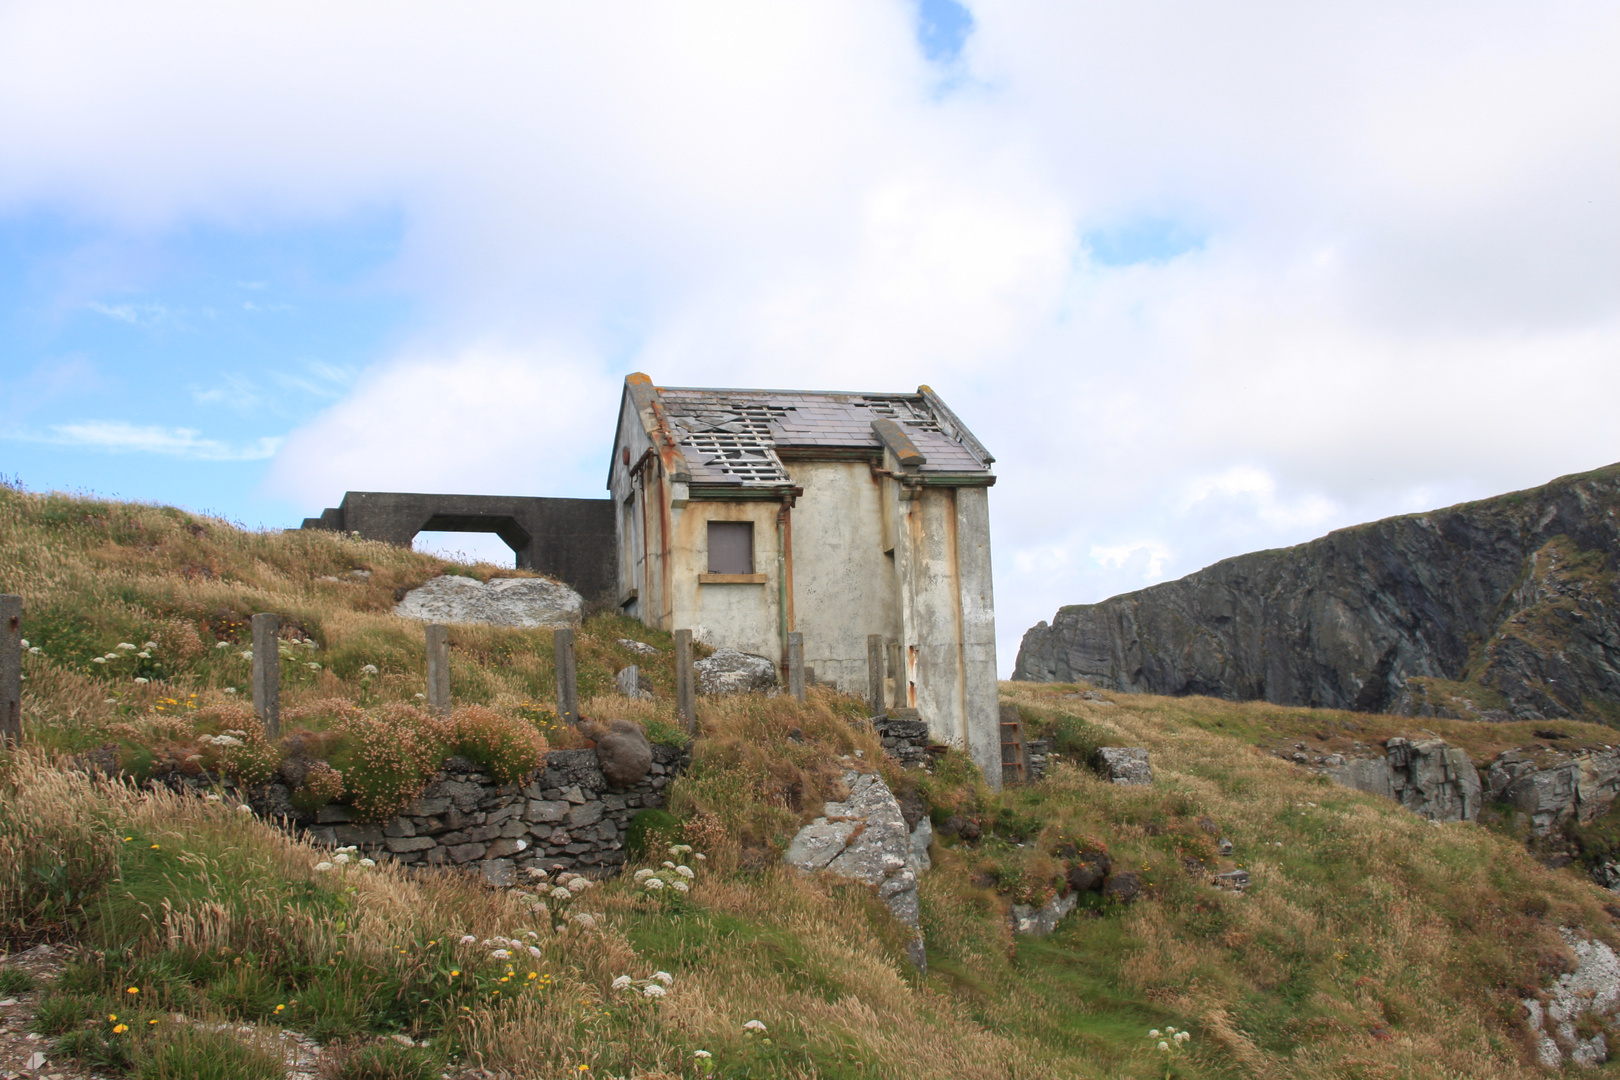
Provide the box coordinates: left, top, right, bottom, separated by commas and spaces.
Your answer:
133, 677, 149, 685
567, 878, 590, 893
28, 647, 41, 655
611, 976, 632, 991
743, 1020, 767, 1033
643, 878, 665, 891
17, 639, 26, 649
633, 869, 655, 883
1175, 1031, 1190, 1044
212, 735, 243, 748
1148, 1030, 1160, 1038
240, 651, 252, 660
414, 693, 426, 700
222, 687, 237, 694
358, 858, 376, 867
104, 698, 118, 703
570, 914, 596, 930
459, 935, 477, 946
332, 853, 350, 865
205, 793, 222, 802
1158, 1041, 1169, 1052
490, 949, 510, 960
695, 853, 706, 861
137, 652, 151, 659
104, 653, 119, 660
360, 664, 379, 675
215, 641, 230, 649
642, 984, 666, 998
143, 641, 158, 650
550, 887, 573, 901
670, 879, 690, 893
695, 1050, 712, 1059
305, 662, 321, 671
675, 865, 694, 879
652, 971, 673, 986
314, 862, 334, 872
117, 643, 136, 651
237, 805, 252, 813
662, 861, 676, 869
528, 945, 543, 958
92, 657, 107, 664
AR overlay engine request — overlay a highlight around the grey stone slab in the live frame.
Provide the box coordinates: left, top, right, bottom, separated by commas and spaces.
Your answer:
567, 802, 605, 828
384, 836, 437, 853
448, 843, 487, 863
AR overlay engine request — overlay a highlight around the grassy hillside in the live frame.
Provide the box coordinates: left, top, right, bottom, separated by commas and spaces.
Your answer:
3, 483, 1617, 1079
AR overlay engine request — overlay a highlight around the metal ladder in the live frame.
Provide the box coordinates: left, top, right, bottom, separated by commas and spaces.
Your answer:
1000, 704, 1028, 786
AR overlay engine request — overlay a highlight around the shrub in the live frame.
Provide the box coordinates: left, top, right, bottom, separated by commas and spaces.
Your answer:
55, 1025, 136, 1071
217, 722, 283, 785
444, 705, 547, 785
290, 760, 345, 815
0, 754, 121, 941
329, 705, 444, 822
625, 808, 682, 858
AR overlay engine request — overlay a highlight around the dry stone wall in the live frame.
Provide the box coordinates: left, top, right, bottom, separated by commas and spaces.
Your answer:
254, 745, 688, 886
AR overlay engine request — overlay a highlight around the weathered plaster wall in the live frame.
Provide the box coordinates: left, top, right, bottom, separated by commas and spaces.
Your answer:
676, 499, 784, 656
787, 461, 901, 692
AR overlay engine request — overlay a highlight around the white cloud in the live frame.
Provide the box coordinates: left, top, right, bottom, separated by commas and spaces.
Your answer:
17, 421, 281, 460
1, 1, 1617, 670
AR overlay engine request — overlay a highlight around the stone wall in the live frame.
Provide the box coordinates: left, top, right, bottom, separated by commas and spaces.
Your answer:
256, 745, 688, 886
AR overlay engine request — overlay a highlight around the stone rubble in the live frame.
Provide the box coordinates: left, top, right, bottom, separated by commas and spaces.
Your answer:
1524, 929, 1620, 1068
1094, 747, 1153, 785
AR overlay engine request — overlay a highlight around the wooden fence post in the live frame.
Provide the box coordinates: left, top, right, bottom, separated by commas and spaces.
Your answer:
553, 627, 579, 725
425, 624, 451, 716
867, 634, 886, 718
674, 629, 696, 732
1, 595, 21, 745
251, 613, 281, 738
787, 631, 805, 702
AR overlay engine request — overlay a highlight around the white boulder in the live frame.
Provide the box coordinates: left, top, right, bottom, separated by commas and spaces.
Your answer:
394, 575, 583, 628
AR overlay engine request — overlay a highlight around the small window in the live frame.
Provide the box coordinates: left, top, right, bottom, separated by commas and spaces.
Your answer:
707, 521, 754, 574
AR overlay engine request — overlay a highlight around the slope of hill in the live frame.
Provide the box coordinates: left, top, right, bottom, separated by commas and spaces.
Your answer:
5, 482, 1620, 1078
1014, 463, 1620, 723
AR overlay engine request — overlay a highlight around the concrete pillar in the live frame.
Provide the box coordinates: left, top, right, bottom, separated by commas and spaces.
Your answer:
867, 634, 886, 718
425, 624, 451, 716
674, 629, 696, 732
553, 628, 579, 725
615, 665, 641, 697
886, 639, 902, 706
251, 613, 281, 738
786, 632, 805, 702
1, 595, 20, 745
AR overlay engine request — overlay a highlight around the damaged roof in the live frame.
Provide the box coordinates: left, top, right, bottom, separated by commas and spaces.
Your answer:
618, 377, 994, 488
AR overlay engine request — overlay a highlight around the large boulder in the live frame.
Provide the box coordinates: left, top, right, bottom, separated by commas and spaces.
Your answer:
394, 575, 583, 628
695, 648, 778, 695
585, 719, 653, 788
1094, 747, 1153, 785
784, 767, 924, 966
1328, 738, 1481, 822
1485, 747, 1620, 835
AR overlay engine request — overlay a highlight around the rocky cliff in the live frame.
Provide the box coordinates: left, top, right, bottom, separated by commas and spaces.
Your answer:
1014, 464, 1620, 721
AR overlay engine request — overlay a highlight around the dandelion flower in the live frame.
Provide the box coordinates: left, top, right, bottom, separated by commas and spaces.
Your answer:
675, 865, 694, 879
112, 1023, 129, 1033
743, 1020, 766, 1033
611, 975, 632, 991
652, 971, 673, 986
642, 984, 666, 998
126, 987, 139, 995
314, 862, 334, 872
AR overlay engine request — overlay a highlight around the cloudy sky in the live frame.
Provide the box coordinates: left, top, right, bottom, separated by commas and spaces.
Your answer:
2, 0, 1616, 672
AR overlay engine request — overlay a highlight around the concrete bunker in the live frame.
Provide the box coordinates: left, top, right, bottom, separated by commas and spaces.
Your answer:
301, 491, 616, 602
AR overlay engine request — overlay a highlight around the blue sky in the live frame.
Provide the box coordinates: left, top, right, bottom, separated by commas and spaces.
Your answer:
1, 1, 1616, 670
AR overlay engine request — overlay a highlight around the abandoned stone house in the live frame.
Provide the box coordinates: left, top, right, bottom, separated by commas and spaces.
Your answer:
302, 372, 1003, 786
608, 374, 1001, 784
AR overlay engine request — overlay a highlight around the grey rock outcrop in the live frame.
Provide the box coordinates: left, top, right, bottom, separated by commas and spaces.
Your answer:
1014, 464, 1620, 719
783, 767, 924, 965
695, 648, 778, 695
395, 575, 583, 628
1524, 929, 1620, 1068
1094, 747, 1153, 785
1327, 737, 1482, 821
1485, 747, 1620, 835
1011, 892, 1077, 936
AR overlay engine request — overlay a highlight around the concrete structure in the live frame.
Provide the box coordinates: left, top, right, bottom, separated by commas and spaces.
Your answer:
608, 374, 1002, 786
301, 492, 615, 602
